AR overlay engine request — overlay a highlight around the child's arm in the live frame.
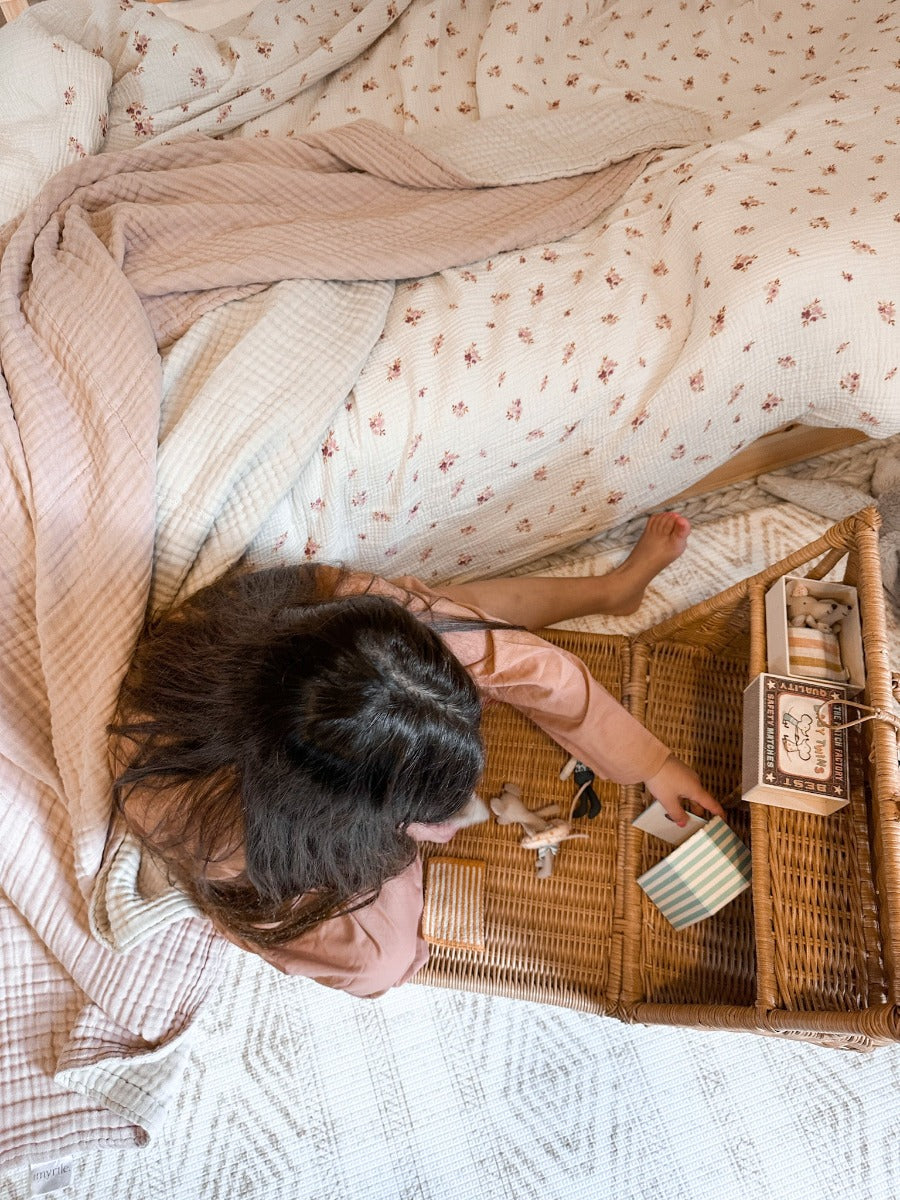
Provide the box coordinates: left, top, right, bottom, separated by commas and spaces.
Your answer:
438, 619, 724, 826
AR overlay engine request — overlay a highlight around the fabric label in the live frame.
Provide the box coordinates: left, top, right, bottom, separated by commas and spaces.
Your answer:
29, 1158, 74, 1196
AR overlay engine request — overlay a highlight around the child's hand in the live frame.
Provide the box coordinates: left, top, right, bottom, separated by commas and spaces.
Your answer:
642, 754, 726, 826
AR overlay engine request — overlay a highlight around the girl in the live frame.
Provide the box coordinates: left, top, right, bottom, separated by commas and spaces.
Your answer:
112, 513, 723, 998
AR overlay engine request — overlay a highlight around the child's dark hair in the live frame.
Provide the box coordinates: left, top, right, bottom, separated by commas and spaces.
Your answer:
111, 565, 496, 947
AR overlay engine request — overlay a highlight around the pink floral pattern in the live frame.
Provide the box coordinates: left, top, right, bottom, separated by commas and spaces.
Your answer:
243, 1, 896, 579
4, 0, 896, 583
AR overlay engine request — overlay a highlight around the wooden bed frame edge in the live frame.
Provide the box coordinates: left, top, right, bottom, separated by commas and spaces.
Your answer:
669, 425, 868, 504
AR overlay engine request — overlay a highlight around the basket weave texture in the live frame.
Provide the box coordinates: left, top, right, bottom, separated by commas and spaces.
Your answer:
417, 509, 900, 1050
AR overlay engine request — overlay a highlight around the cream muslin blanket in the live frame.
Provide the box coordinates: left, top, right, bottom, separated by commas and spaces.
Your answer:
0, 104, 707, 1164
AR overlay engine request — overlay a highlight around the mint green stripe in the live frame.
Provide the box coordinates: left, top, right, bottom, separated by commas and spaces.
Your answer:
669, 831, 721, 872
638, 867, 685, 904
667, 903, 709, 929
684, 860, 749, 905
638, 818, 752, 927
666, 874, 749, 921
706, 820, 752, 872
670, 907, 707, 930
672, 902, 715, 926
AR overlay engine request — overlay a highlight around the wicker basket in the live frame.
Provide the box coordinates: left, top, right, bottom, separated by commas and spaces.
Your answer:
417, 508, 900, 1049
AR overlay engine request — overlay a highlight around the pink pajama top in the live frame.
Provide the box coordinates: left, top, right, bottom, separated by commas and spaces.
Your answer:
357, 574, 670, 789
128, 573, 670, 999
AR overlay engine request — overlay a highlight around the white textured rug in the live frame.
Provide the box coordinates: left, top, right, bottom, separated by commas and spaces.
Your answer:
2, 438, 899, 1200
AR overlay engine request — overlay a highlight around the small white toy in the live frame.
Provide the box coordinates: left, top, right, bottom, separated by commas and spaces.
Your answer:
787, 581, 851, 632
490, 781, 587, 878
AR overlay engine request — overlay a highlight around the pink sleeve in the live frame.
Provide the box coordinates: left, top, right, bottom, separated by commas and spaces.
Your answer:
221, 857, 429, 999
444, 625, 670, 786
344, 572, 670, 781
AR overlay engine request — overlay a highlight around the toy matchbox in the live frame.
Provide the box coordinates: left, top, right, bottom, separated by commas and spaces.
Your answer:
742, 673, 852, 816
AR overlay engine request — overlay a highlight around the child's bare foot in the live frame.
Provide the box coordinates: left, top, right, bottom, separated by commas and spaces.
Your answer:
601, 512, 690, 615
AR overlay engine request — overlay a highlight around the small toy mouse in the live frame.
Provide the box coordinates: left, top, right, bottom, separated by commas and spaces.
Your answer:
787, 581, 851, 632
490, 782, 587, 878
